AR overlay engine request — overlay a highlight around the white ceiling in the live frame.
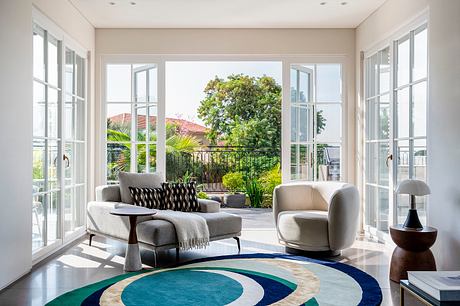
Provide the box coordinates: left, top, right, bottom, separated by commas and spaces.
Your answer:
70, 0, 386, 28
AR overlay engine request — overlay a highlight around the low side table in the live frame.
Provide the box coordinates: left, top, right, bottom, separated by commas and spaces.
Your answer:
110, 207, 156, 272
390, 225, 437, 283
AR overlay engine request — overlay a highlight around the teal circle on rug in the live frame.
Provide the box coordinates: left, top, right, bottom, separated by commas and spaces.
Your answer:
46, 253, 382, 306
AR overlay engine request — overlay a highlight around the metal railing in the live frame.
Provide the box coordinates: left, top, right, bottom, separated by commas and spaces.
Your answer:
166, 146, 280, 192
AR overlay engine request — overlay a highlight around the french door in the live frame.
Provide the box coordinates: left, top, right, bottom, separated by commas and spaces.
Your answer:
364, 24, 428, 238
289, 64, 343, 182
105, 63, 160, 183
32, 20, 87, 257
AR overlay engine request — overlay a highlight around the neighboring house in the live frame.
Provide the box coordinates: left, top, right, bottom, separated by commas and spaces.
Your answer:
108, 113, 210, 146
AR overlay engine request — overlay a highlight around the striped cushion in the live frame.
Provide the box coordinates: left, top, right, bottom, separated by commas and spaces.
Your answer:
162, 182, 199, 212
129, 187, 163, 209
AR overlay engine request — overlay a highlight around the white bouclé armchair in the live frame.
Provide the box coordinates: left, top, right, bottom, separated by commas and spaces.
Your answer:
273, 182, 359, 254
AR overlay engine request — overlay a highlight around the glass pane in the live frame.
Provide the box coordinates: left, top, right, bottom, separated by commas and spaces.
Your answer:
48, 88, 59, 139
291, 105, 313, 142
378, 95, 390, 139
149, 144, 156, 173
33, 139, 46, 193
397, 37, 410, 87
32, 193, 45, 251
136, 144, 147, 173
48, 140, 59, 190
107, 104, 132, 141
365, 185, 377, 228
316, 104, 341, 142
290, 144, 313, 180
65, 48, 74, 94
316, 64, 341, 102
47, 35, 59, 87
76, 55, 85, 98
378, 47, 390, 94
413, 81, 427, 137
290, 69, 297, 102
107, 143, 130, 182
366, 142, 389, 186
377, 187, 389, 232
396, 88, 410, 138
47, 191, 60, 244
107, 64, 131, 102
33, 82, 46, 137
135, 70, 147, 102
65, 143, 73, 186
299, 71, 310, 102
317, 144, 340, 181
148, 67, 158, 102
64, 188, 74, 235
366, 54, 377, 99
33, 25, 45, 80
149, 105, 158, 141
414, 139, 427, 182
396, 140, 410, 184
74, 142, 86, 185
413, 28, 428, 81
65, 95, 74, 140
75, 101, 85, 141
135, 105, 147, 141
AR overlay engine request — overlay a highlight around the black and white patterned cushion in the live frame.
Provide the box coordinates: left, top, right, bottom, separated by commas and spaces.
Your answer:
129, 187, 163, 209
162, 182, 200, 212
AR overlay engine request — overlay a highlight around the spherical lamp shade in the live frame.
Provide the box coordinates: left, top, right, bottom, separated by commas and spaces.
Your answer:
395, 179, 430, 230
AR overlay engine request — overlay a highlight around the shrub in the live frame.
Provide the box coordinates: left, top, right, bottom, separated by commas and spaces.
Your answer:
258, 164, 282, 208
222, 172, 245, 193
245, 178, 264, 208
197, 191, 209, 199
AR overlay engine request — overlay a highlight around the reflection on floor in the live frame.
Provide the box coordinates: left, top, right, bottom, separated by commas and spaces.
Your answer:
0, 208, 422, 305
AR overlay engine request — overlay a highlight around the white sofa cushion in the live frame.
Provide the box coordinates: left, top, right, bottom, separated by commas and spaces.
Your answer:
118, 172, 163, 204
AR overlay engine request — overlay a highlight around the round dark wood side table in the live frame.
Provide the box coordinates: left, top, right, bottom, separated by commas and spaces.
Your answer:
389, 225, 437, 283
110, 207, 156, 272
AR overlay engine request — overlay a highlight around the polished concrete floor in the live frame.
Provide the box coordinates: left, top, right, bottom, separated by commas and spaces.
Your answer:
0, 208, 422, 305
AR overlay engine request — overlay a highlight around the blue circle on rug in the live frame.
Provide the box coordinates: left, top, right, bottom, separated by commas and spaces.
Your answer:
121, 269, 243, 305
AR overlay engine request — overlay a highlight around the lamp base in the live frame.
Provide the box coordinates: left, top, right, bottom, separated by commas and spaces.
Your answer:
403, 209, 423, 230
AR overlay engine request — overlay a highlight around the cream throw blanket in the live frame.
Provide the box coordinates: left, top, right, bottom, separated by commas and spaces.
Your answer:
152, 210, 210, 250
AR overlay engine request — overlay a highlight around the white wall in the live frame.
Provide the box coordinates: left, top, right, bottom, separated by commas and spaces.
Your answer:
0, 0, 33, 290
426, 0, 460, 270
95, 28, 357, 187
356, 0, 460, 269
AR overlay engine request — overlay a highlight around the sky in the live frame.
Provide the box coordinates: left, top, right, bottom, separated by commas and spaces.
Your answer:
165, 61, 282, 125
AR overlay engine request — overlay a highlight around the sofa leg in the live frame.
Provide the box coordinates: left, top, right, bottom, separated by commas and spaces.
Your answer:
89, 234, 95, 246
234, 237, 241, 253
176, 248, 180, 262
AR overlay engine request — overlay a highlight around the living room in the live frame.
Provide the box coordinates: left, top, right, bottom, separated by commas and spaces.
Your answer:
1, 0, 460, 305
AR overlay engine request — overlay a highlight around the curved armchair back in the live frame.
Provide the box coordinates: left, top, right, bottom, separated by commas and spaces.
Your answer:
273, 182, 360, 251
327, 184, 360, 250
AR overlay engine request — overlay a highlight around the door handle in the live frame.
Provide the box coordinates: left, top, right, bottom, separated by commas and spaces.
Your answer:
385, 154, 393, 168
63, 154, 70, 168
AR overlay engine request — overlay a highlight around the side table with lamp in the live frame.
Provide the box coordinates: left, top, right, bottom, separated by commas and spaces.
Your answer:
390, 179, 437, 283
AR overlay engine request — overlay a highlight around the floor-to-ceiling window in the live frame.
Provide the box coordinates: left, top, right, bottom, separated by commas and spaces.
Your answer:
32, 16, 87, 257
364, 23, 428, 238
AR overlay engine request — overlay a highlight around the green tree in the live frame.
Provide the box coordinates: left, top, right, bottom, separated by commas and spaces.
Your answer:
198, 74, 282, 148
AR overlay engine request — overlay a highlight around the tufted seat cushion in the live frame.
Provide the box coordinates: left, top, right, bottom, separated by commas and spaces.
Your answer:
277, 210, 330, 251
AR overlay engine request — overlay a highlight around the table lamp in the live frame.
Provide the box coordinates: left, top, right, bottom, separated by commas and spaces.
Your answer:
395, 179, 430, 230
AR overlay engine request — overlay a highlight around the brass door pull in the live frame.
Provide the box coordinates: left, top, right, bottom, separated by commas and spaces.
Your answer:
386, 154, 393, 167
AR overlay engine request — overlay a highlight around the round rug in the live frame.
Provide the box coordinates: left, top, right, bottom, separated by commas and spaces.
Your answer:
47, 253, 382, 305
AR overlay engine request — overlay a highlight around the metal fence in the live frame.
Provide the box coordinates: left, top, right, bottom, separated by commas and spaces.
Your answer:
166, 146, 280, 192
